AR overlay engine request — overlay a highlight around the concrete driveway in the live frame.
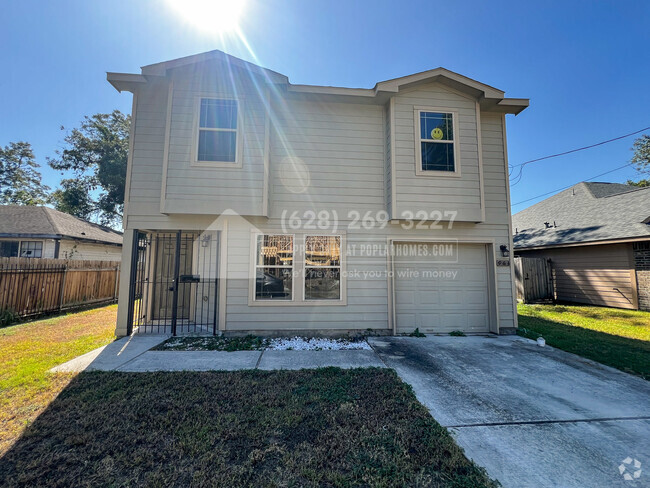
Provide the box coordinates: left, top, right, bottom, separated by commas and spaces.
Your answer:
369, 335, 650, 488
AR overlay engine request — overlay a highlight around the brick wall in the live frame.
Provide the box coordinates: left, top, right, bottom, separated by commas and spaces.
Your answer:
633, 242, 650, 311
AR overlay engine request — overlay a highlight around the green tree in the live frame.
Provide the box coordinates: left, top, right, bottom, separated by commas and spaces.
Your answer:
631, 134, 650, 175
0, 141, 50, 205
48, 110, 130, 227
626, 179, 650, 188
50, 178, 95, 219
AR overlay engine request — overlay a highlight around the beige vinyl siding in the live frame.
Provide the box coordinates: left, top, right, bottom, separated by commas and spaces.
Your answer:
119, 64, 517, 333
162, 62, 267, 216
269, 99, 385, 218
480, 112, 515, 325
519, 244, 637, 309
217, 217, 514, 332
480, 113, 510, 225
59, 241, 122, 261
392, 83, 482, 222
125, 77, 168, 229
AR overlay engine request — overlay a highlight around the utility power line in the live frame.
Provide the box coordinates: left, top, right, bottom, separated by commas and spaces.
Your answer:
508, 125, 650, 186
510, 162, 636, 207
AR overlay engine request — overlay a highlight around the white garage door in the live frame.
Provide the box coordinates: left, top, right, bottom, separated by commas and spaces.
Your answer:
394, 243, 490, 334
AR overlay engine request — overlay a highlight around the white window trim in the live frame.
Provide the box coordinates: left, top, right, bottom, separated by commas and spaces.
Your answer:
191, 96, 243, 168
19, 240, 43, 258
249, 232, 296, 305
302, 234, 345, 303
414, 107, 461, 177
248, 231, 347, 307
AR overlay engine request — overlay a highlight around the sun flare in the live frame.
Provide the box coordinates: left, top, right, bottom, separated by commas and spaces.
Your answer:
167, 0, 246, 33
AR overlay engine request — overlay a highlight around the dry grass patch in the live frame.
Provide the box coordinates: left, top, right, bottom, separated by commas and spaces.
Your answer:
0, 305, 116, 454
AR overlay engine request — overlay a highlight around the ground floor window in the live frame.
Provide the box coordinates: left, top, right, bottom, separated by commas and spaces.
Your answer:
0, 241, 19, 257
255, 234, 294, 300
305, 236, 341, 300
20, 241, 43, 258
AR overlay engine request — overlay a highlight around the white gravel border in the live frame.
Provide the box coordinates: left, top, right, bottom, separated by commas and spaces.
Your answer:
268, 337, 372, 351
160, 336, 372, 351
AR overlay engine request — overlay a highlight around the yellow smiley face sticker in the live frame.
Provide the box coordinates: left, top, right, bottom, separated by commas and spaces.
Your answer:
431, 127, 444, 140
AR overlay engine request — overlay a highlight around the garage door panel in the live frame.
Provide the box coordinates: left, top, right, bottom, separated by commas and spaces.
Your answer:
417, 290, 440, 306
416, 313, 441, 330
458, 246, 487, 264
458, 267, 487, 283
396, 290, 415, 305
441, 313, 466, 328
398, 313, 416, 328
467, 313, 489, 329
395, 243, 490, 334
441, 290, 462, 305
465, 290, 488, 306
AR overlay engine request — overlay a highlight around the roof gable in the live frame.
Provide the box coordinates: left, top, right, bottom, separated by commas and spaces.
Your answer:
108, 50, 529, 114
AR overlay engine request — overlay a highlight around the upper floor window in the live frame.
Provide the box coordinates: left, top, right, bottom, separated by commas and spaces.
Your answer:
197, 98, 238, 163
416, 109, 458, 174
20, 241, 42, 258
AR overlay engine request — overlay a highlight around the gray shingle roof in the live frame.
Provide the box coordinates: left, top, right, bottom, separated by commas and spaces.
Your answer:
512, 182, 650, 249
0, 205, 122, 245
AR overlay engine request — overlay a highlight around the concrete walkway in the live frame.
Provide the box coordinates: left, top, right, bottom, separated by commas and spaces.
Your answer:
50, 334, 171, 372
50, 335, 385, 373
368, 335, 650, 488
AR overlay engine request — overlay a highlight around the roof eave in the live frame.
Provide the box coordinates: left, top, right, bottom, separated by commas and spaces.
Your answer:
481, 97, 530, 115
106, 72, 148, 93
514, 235, 650, 251
0, 233, 122, 246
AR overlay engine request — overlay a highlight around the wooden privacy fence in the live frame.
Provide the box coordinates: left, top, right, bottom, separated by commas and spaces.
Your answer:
514, 256, 554, 304
0, 258, 120, 318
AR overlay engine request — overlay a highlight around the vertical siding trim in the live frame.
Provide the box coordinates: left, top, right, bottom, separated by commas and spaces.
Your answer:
262, 88, 270, 217
386, 236, 396, 334
487, 243, 500, 333
389, 97, 397, 219
475, 102, 486, 223
218, 219, 228, 330
159, 81, 174, 214
123, 92, 138, 230
502, 113, 518, 328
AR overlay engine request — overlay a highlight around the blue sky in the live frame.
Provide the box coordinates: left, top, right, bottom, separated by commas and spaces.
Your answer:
1, 0, 648, 212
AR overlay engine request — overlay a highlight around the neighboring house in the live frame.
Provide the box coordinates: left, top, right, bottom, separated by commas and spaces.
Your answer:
107, 50, 528, 337
512, 182, 650, 311
0, 205, 123, 261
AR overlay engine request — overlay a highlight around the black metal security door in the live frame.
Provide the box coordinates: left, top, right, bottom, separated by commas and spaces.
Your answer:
128, 230, 219, 335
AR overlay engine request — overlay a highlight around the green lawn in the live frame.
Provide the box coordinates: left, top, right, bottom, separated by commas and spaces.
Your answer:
0, 369, 497, 487
517, 304, 650, 380
0, 305, 116, 455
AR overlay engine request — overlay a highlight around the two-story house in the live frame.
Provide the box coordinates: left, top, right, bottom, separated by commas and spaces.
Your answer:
108, 50, 528, 337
